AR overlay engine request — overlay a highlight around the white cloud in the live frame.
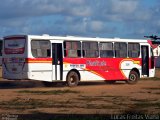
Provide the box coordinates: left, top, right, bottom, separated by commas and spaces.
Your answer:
71, 7, 92, 16
111, 0, 138, 14
138, 28, 146, 34
89, 21, 103, 32
68, 0, 85, 4
134, 10, 152, 21
156, 20, 160, 27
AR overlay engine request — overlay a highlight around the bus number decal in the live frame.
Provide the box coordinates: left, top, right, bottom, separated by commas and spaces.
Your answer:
70, 64, 85, 68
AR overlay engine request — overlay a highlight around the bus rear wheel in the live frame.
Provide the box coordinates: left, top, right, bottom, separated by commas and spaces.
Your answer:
126, 71, 139, 84
66, 71, 79, 87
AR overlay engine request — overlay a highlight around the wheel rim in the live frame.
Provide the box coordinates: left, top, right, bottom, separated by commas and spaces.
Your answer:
70, 75, 76, 84
130, 74, 136, 81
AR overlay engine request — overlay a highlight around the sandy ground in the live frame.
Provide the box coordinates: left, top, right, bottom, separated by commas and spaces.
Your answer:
0, 69, 160, 119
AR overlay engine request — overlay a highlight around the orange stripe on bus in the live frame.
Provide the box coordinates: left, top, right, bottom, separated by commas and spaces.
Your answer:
27, 61, 52, 63
26, 58, 52, 63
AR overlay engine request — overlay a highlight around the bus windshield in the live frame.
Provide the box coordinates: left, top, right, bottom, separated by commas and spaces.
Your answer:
4, 39, 25, 54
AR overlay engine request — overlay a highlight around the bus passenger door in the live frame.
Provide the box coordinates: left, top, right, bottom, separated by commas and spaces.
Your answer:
52, 43, 63, 80
141, 46, 149, 77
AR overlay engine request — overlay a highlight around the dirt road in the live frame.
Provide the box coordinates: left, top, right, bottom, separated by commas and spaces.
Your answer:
0, 69, 160, 120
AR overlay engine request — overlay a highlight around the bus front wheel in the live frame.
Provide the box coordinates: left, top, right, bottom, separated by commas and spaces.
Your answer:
126, 71, 139, 84
66, 71, 79, 87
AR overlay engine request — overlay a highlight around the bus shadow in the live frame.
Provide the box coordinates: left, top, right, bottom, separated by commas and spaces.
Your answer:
0, 80, 46, 89
0, 79, 126, 89
0, 80, 68, 89
79, 81, 126, 86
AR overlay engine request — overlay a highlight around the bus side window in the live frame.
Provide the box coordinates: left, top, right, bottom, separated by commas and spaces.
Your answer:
64, 41, 81, 58
99, 42, 114, 58
82, 42, 99, 58
31, 40, 51, 58
114, 42, 127, 58
128, 43, 140, 58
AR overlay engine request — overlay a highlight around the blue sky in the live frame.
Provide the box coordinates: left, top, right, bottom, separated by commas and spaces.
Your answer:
0, 0, 160, 39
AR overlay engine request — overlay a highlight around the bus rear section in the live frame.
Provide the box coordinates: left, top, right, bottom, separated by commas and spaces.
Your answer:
2, 35, 27, 80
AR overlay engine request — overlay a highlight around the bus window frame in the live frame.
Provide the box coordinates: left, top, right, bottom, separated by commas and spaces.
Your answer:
31, 40, 51, 58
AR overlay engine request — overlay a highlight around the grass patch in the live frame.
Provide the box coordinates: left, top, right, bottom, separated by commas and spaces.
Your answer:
130, 98, 151, 102
130, 98, 160, 109
141, 77, 160, 81
18, 89, 80, 95
85, 103, 116, 109
76, 95, 128, 108
77, 96, 103, 102
0, 98, 45, 110
96, 95, 123, 98
122, 99, 160, 115
143, 87, 160, 90
76, 95, 127, 109
134, 102, 160, 108
77, 95, 124, 102
0, 98, 81, 110
143, 87, 160, 95
0, 97, 117, 111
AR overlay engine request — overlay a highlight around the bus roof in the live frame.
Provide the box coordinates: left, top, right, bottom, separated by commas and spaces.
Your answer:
4, 34, 149, 43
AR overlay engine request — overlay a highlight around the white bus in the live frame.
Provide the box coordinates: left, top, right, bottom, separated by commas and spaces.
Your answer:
2, 35, 155, 86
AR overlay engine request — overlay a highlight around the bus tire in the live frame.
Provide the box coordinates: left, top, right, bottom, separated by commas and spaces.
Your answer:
66, 71, 79, 87
126, 71, 139, 84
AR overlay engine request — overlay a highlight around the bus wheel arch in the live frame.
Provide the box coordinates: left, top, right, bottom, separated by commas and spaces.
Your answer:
127, 68, 139, 84
66, 69, 80, 87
